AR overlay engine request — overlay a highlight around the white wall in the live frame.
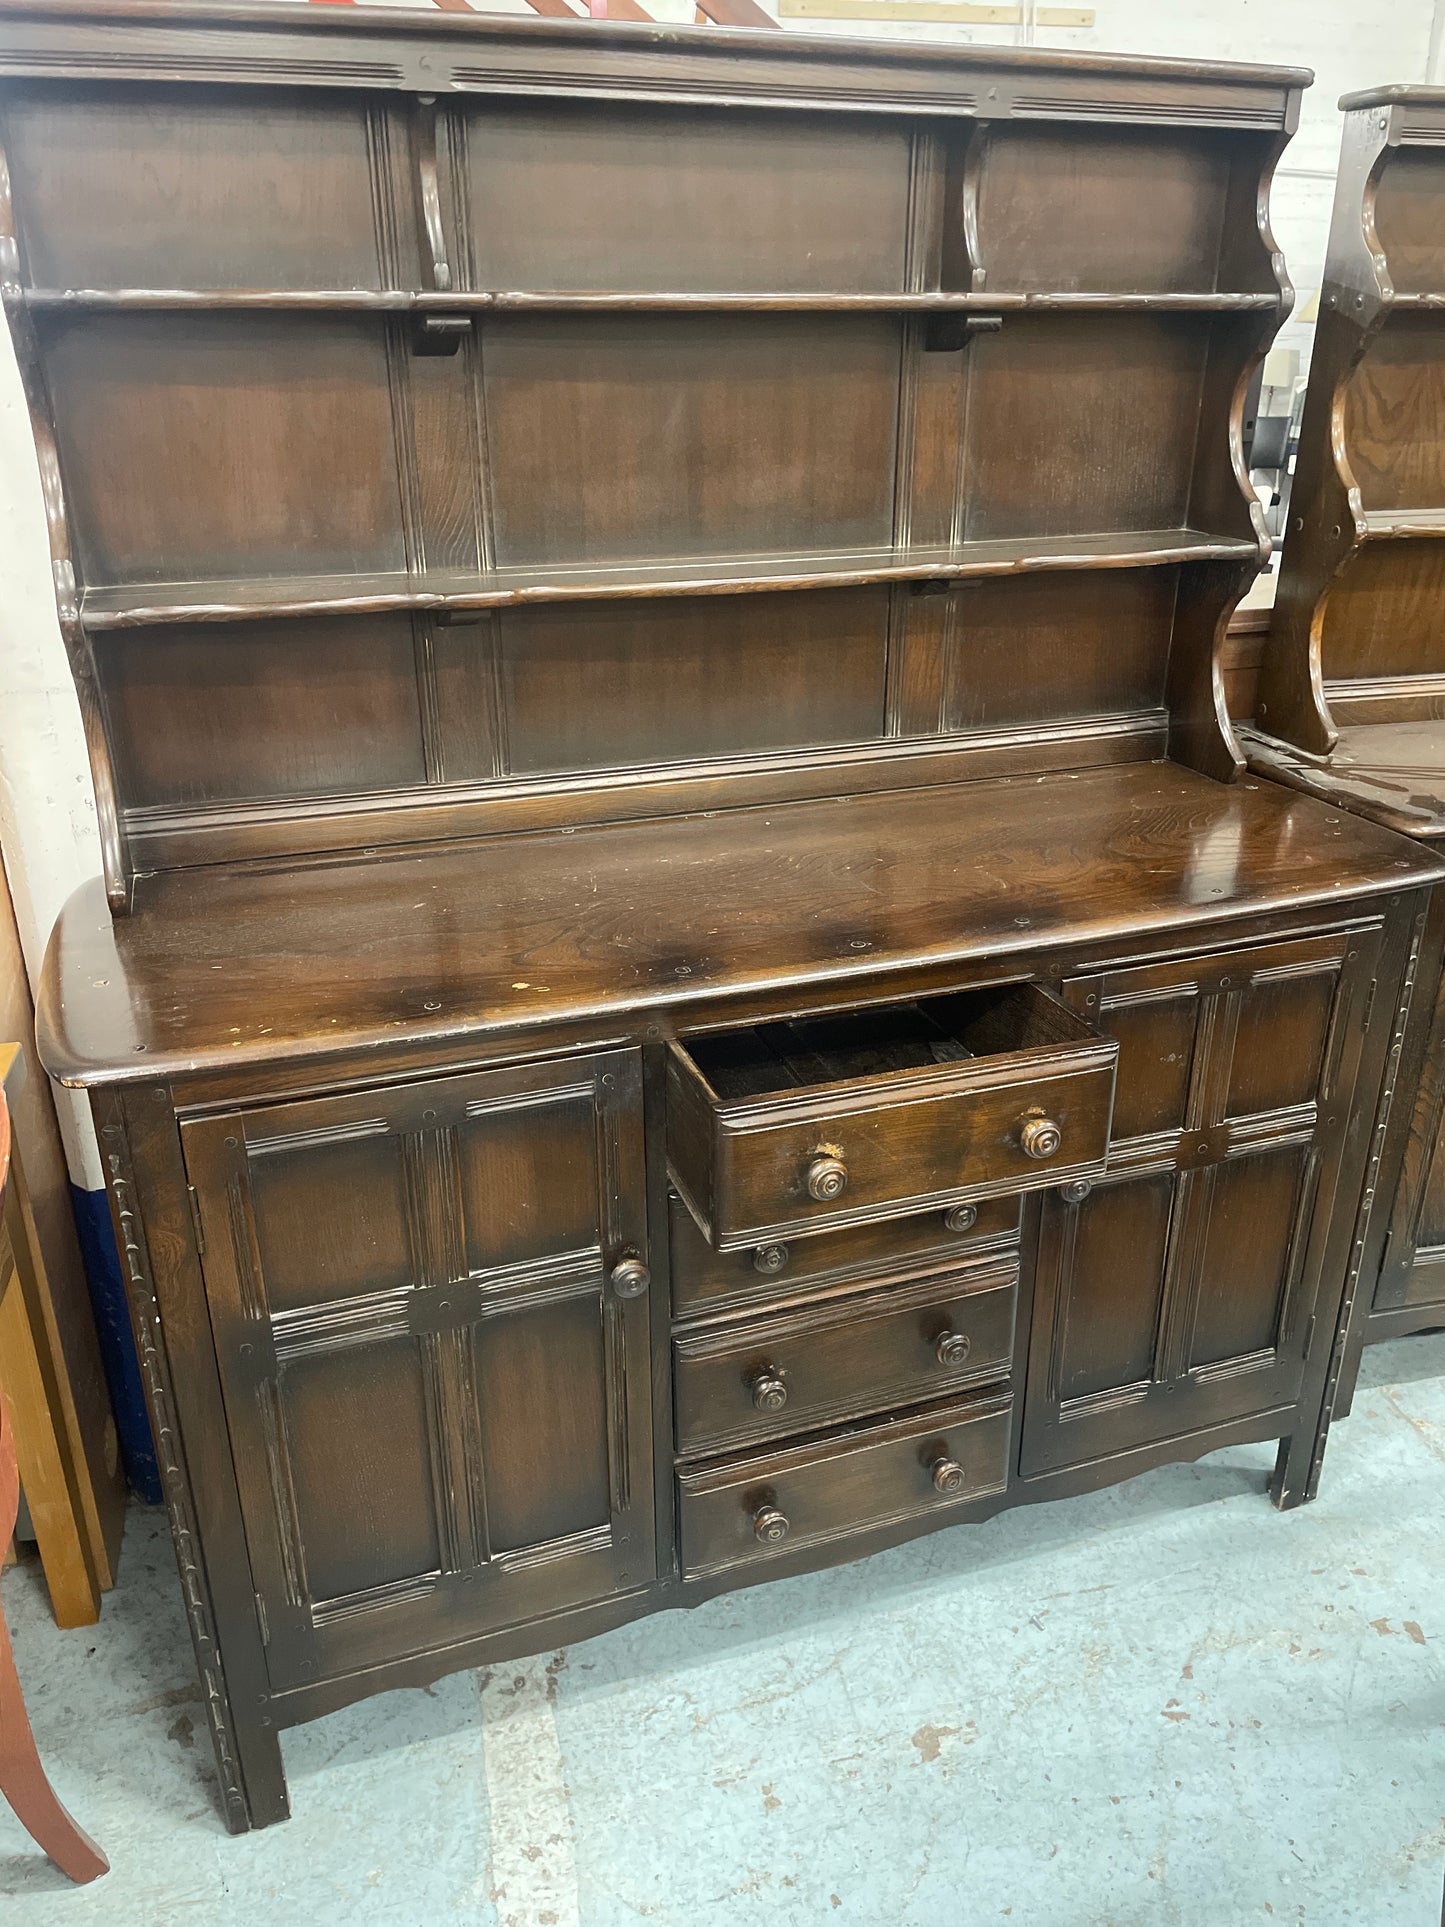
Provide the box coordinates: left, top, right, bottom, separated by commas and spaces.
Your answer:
1, 0, 1441, 1190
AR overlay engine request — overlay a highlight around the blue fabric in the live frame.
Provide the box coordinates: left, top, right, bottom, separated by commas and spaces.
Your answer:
69, 1184, 162, 1503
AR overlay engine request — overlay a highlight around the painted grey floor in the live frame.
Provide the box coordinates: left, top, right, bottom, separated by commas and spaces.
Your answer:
3, 1335, 1444, 1927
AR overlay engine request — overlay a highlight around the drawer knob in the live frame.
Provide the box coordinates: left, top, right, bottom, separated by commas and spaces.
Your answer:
753, 1243, 790, 1276
610, 1256, 651, 1299
935, 1329, 972, 1368
749, 1366, 789, 1414
930, 1455, 966, 1496
752, 1503, 790, 1547
1019, 1115, 1063, 1161
805, 1152, 849, 1203
944, 1204, 977, 1234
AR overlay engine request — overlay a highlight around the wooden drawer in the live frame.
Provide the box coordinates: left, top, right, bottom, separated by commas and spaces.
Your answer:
668, 984, 1116, 1249
668, 1187, 1021, 1322
674, 1254, 1017, 1458
678, 1392, 1012, 1582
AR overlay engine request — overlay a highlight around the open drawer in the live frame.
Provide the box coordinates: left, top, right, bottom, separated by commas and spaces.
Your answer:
667, 983, 1117, 1249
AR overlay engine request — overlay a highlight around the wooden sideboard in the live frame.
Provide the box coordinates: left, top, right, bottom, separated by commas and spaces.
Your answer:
4, 3, 1441, 1831
1248, 86, 1445, 1381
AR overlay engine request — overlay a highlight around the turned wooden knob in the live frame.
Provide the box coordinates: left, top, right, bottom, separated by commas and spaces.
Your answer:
753, 1243, 790, 1276
753, 1503, 790, 1546
935, 1329, 971, 1368
930, 1455, 965, 1496
944, 1203, 977, 1233
749, 1366, 789, 1414
1019, 1115, 1062, 1161
805, 1152, 848, 1202
610, 1256, 650, 1298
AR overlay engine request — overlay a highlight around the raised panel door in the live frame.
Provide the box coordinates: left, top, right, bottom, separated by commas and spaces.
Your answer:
1023, 930, 1379, 1476
181, 1050, 653, 1692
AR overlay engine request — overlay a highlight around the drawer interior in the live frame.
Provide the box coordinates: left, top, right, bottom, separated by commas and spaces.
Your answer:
686, 983, 1092, 1101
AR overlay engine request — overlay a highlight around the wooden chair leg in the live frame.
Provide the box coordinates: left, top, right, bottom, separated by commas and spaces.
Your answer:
0, 1598, 108, 1882
0, 1386, 107, 1882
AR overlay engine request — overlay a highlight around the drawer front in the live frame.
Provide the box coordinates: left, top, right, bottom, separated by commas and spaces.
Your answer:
669, 1187, 1021, 1321
674, 1256, 1017, 1457
678, 1392, 1012, 1582
668, 984, 1116, 1250
696, 1060, 1113, 1248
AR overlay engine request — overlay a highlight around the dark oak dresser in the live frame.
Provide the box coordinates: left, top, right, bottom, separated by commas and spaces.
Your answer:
3, 2, 1441, 1832
1248, 86, 1445, 1384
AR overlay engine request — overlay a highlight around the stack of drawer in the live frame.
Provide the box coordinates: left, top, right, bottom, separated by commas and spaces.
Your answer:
666, 983, 1120, 1583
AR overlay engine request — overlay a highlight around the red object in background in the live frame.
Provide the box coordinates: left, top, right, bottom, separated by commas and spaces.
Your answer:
0, 1094, 109, 1887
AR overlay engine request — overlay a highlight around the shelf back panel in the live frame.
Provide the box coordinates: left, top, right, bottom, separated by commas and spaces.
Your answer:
461, 102, 918, 296
1342, 314, 1445, 513
1374, 147, 1445, 296
972, 124, 1236, 295
5, 83, 416, 292
1319, 539, 1445, 684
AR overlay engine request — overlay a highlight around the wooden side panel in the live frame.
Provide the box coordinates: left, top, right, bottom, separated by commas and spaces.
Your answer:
474, 1291, 610, 1552
1374, 148, 1445, 295
1100, 984, 1199, 1141
461, 102, 913, 294
43, 315, 407, 587
1023, 929, 1373, 1477
244, 1131, 414, 1317
483, 315, 900, 567
1375, 945, 1445, 1321
182, 1051, 653, 1691
971, 124, 1236, 294
960, 316, 1209, 541
1226, 969, 1336, 1117
280, 1336, 442, 1602
455, 1090, 601, 1270
1043, 1171, 1174, 1403
944, 570, 1173, 731
3, 84, 417, 291
1342, 316, 1445, 512
1190, 1144, 1309, 1367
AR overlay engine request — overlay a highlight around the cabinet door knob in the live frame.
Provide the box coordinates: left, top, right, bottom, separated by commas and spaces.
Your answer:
944, 1203, 977, 1233
935, 1328, 971, 1368
930, 1454, 966, 1495
753, 1243, 790, 1276
805, 1152, 848, 1202
1019, 1115, 1063, 1161
610, 1256, 650, 1298
752, 1503, 790, 1546
748, 1366, 789, 1414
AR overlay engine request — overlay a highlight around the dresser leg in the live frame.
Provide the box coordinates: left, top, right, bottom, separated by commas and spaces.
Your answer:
1269, 1431, 1317, 1512
220, 1712, 289, 1834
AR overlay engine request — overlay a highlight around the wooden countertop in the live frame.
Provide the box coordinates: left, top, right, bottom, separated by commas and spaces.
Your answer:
37, 760, 1444, 1090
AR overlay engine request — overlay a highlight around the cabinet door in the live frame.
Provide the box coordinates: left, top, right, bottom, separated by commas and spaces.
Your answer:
1375, 953, 1445, 1320
1022, 930, 1379, 1476
182, 1050, 652, 1692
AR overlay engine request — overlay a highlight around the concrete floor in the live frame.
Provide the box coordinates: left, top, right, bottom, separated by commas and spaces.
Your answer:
3, 1335, 1444, 1927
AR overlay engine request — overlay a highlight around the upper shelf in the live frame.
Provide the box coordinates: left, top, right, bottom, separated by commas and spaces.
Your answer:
19, 288, 1286, 316
81, 530, 1262, 631
1357, 509, 1445, 542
